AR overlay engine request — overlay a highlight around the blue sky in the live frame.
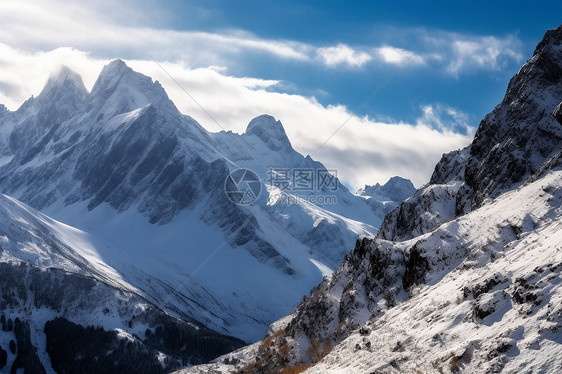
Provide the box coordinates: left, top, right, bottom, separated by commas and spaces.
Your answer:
0, 0, 560, 188
150, 0, 561, 126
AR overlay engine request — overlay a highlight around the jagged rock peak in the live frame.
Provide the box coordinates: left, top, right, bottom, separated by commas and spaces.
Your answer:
429, 146, 470, 185
358, 176, 415, 202
91, 59, 169, 100
463, 24, 562, 209
533, 24, 562, 56
92, 59, 137, 91
39, 65, 88, 99
97, 58, 129, 79
245, 114, 293, 151
89, 59, 176, 117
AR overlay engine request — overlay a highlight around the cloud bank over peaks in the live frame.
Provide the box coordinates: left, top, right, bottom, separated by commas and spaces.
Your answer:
0, 44, 473, 189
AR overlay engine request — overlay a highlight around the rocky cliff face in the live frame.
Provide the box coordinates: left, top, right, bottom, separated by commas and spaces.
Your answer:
460, 25, 562, 212
378, 146, 470, 241
186, 25, 562, 374
380, 25, 562, 242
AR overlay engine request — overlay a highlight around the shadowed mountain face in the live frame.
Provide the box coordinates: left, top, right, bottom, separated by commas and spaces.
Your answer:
1, 60, 218, 220
194, 25, 562, 374
460, 26, 562, 211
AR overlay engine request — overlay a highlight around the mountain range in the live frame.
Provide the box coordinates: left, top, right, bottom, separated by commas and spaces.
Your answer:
179, 24, 562, 374
1, 18, 560, 374
0, 49, 416, 371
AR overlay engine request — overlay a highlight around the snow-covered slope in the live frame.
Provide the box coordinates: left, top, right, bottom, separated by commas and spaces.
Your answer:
182, 25, 562, 374
0, 60, 394, 342
304, 170, 562, 374
0, 193, 244, 373
179, 170, 562, 374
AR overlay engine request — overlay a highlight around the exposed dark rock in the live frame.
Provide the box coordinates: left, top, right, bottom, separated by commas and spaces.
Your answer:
0, 262, 245, 368
510, 277, 540, 306
0, 345, 6, 369
473, 301, 496, 320
463, 26, 562, 210
45, 317, 165, 374
10, 319, 46, 374
402, 246, 430, 291
463, 273, 508, 300
429, 146, 470, 185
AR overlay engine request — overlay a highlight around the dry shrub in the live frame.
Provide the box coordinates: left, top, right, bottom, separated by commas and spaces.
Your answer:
278, 339, 290, 361
280, 364, 311, 374
262, 334, 274, 347
242, 362, 255, 374
306, 340, 332, 363
450, 356, 461, 372
263, 329, 286, 348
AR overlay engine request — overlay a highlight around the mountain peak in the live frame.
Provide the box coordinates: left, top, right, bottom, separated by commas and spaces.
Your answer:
97, 59, 130, 81
47, 65, 84, 85
90, 59, 176, 116
91, 59, 136, 93
463, 24, 562, 209
533, 24, 562, 57
245, 114, 292, 151
358, 176, 415, 202
39, 65, 88, 100
106, 58, 127, 69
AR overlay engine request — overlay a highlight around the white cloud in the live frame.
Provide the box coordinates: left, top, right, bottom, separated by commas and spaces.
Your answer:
374, 45, 425, 65
316, 44, 372, 68
414, 30, 523, 77
365, 26, 523, 76
0, 1, 523, 78
313, 33, 521, 74
416, 103, 474, 135
0, 44, 105, 110
446, 35, 523, 76
0, 0, 311, 66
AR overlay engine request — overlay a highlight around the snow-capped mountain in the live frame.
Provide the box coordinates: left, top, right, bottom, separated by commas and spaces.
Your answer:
0, 58, 402, 345
184, 25, 562, 374
357, 176, 416, 219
